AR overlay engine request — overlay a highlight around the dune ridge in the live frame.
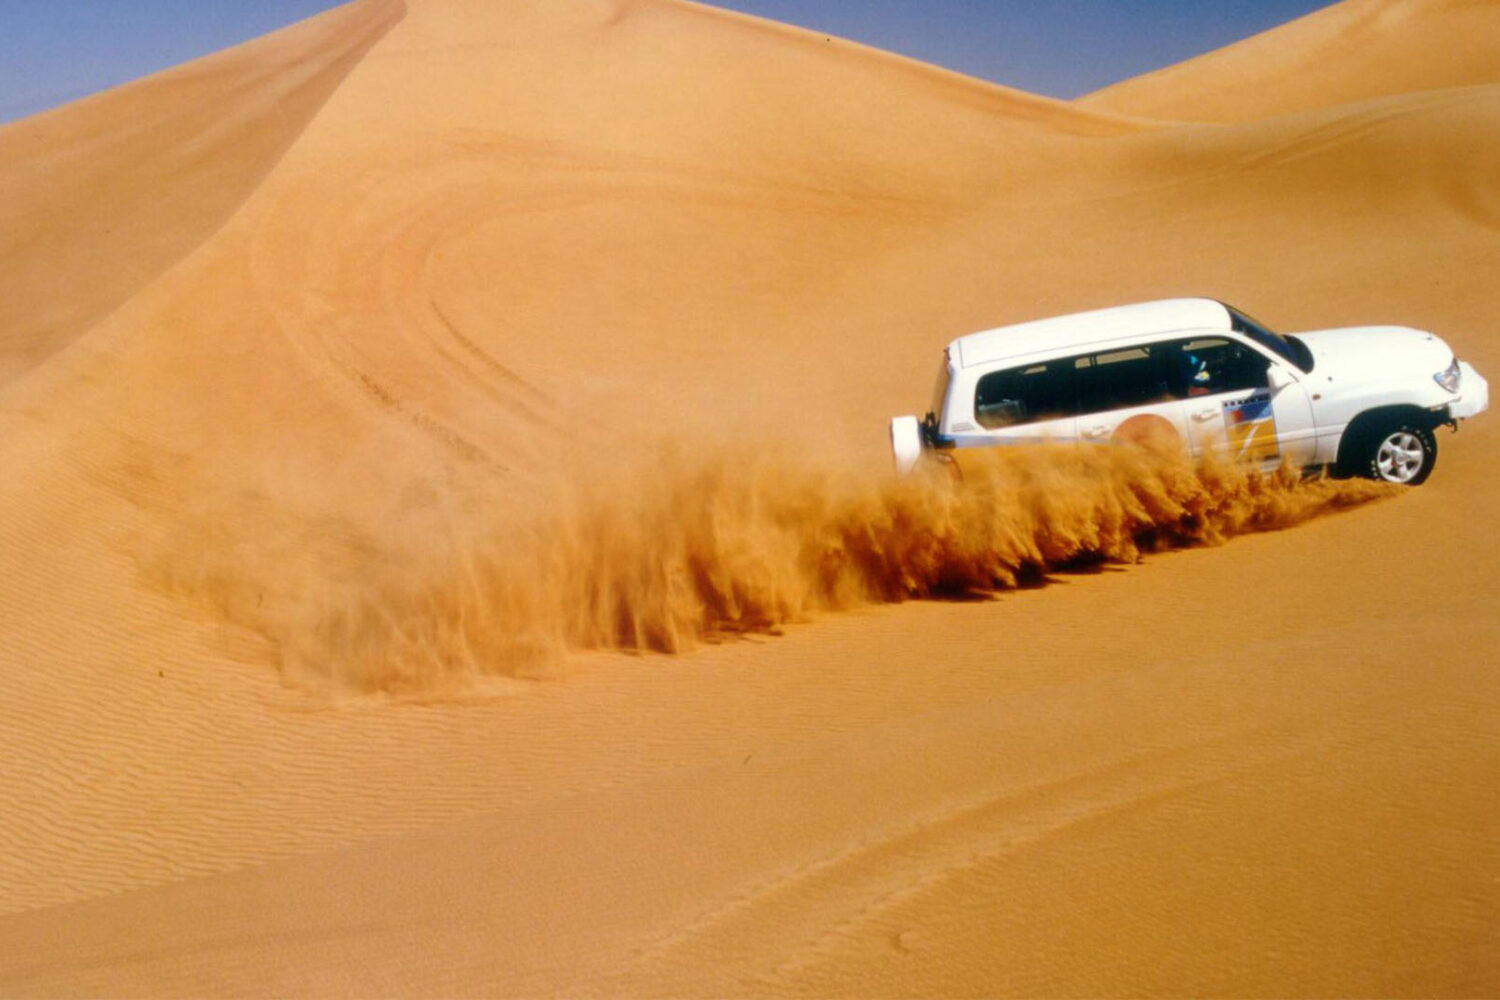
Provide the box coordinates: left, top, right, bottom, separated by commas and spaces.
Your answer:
0, 0, 403, 389
0, 0, 1497, 993
1079, 0, 1500, 122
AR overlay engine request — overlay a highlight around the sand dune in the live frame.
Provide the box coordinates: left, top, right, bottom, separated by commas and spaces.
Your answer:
1080, 0, 1500, 121
0, 0, 401, 388
0, 0, 1497, 994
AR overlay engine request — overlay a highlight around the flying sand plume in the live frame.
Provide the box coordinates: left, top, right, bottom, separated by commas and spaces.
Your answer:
146, 441, 1392, 696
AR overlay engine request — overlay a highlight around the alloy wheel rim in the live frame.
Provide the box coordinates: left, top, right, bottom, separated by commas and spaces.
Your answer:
1376, 431, 1425, 483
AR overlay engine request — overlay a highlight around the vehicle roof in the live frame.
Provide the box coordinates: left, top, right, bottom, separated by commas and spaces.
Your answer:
953, 298, 1233, 369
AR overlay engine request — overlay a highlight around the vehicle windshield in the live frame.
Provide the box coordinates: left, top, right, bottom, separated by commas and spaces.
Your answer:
1226, 304, 1314, 373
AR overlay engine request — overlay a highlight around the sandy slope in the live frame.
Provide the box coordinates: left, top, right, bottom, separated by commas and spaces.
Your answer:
0, 0, 1497, 994
0, 0, 402, 388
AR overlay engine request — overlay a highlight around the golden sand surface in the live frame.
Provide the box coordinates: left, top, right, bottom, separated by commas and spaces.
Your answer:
0, 0, 1497, 994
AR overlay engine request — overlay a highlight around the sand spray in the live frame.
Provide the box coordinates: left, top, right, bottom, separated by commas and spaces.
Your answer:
142, 438, 1393, 695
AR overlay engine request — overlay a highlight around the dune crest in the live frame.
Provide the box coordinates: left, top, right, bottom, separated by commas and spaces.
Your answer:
0, 0, 403, 390
1, 0, 1498, 993
1079, 0, 1500, 122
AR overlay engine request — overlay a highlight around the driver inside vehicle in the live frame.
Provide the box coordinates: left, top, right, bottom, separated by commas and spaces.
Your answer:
1169, 338, 1271, 397
1182, 351, 1211, 395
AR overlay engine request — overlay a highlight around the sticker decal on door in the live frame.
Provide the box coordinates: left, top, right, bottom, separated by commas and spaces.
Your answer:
1223, 393, 1280, 462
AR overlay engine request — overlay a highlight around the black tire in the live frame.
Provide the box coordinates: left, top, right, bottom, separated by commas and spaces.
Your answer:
1349, 421, 1438, 485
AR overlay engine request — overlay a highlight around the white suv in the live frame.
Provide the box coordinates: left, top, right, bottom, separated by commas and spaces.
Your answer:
891, 298, 1488, 485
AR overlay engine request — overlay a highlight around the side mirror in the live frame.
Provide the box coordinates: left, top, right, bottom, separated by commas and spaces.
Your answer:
1266, 365, 1295, 391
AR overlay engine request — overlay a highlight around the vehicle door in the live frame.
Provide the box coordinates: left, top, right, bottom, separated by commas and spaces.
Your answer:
1071, 343, 1192, 452
970, 357, 1079, 446
1161, 336, 1317, 467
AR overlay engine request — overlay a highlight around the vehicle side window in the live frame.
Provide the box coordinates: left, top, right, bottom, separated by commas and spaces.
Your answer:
1165, 337, 1269, 397
974, 359, 1077, 429
1074, 345, 1173, 414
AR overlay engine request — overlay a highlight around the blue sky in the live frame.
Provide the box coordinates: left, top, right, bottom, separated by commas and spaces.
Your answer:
0, 0, 346, 122
712, 0, 1331, 94
0, 0, 1331, 124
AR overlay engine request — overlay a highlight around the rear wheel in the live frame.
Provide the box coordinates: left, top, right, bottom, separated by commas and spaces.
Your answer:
1355, 422, 1437, 485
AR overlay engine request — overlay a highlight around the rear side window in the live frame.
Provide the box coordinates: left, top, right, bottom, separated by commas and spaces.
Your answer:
1074, 345, 1173, 413
974, 359, 1077, 429
973, 335, 1273, 430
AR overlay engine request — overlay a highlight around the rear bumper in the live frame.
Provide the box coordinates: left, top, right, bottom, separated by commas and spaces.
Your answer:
1449, 362, 1489, 420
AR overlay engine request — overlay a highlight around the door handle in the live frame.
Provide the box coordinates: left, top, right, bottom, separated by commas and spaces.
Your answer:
1081, 425, 1110, 439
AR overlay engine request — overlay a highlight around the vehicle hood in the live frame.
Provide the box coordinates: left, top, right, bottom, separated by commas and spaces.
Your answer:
1292, 326, 1452, 382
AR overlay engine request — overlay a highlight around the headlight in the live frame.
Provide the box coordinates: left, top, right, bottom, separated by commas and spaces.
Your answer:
1434, 357, 1462, 393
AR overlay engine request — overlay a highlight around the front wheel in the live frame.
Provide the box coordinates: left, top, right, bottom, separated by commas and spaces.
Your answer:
1358, 423, 1437, 485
